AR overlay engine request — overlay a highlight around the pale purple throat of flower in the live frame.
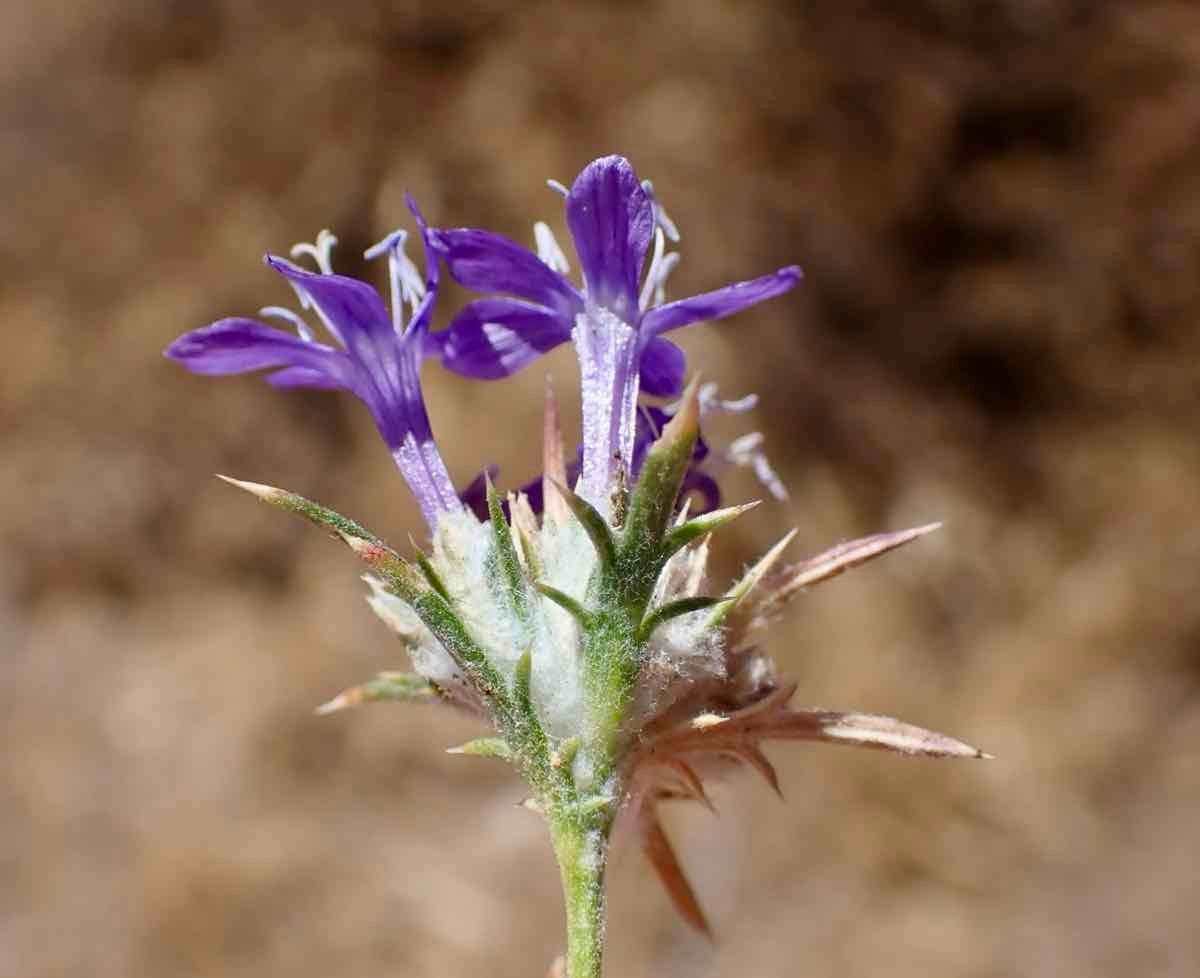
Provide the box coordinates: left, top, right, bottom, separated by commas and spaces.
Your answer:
164, 198, 461, 530
432, 155, 802, 510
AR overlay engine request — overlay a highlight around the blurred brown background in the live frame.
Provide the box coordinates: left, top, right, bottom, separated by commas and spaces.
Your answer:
3, 1, 1199, 976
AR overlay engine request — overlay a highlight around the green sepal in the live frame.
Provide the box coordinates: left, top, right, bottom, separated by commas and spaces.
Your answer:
487, 476, 531, 623
446, 737, 513, 761
314, 671, 437, 715
516, 525, 543, 581
621, 379, 700, 551
513, 647, 534, 713
410, 538, 452, 602
637, 596, 727, 643
547, 478, 616, 570
660, 501, 760, 560
365, 557, 508, 707
706, 528, 797, 629
510, 648, 551, 774
413, 589, 507, 702
537, 582, 594, 627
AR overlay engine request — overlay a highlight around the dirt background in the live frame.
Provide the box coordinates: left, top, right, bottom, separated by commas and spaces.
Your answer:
3, 1, 1199, 976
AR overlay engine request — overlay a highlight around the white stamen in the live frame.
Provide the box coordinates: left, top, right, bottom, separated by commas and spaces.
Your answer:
653, 252, 680, 308
546, 178, 569, 198
641, 179, 680, 243
365, 229, 426, 335
290, 229, 339, 275
666, 383, 758, 418
259, 305, 314, 342
534, 222, 571, 275
638, 403, 663, 440
725, 432, 788, 500
639, 227, 667, 312
698, 382, 758, 415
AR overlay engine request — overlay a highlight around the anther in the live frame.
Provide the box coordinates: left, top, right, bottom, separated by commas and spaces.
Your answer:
290, 229, 339, 275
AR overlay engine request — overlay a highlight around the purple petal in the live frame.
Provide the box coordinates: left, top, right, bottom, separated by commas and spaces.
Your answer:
265, 366, 345, 390
566, 156, 654, 322
165, 318, 348, 381
266, 257, 393, 348
439, 298, 572, 380
267, 256, 433, 450
638, 336, 687, 397
434, 228, 582, 315
406, 195, 442, 336
642, 266, 803, 337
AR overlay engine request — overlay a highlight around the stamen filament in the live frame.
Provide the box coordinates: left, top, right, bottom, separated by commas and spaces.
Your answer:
641, 179, 680, 242
639, 228, 667, 312
534, 221, 571, 275
365, 230, 427, 335
259, 305, 314, 342
724, 431, 788, 500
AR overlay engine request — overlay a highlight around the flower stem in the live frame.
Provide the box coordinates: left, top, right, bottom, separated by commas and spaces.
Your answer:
550, 813, 609, 978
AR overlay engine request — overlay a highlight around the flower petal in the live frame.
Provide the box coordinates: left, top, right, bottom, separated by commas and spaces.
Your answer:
165, 318, 348, 381
265, 366, 345, 390
405, 194, 442, 336
638, 336, 687, 397
266, 257, 393, 349
439, 298, 572, 379
434, 228, 582, 315
641, 266, 802, 337
566, 155, 654, 321
267, 256, 437, 452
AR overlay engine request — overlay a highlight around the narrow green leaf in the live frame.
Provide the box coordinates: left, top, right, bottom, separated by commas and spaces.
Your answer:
314, 671, 436, 715
487, 476, 531, 622
409, 537, 452, 602
707, 528, 797, 629
537, 582, 594, 627
547, 479, 616, 570
508, 647, 552, 772
218, 475, 378, 543
661, 501, 761, 560
374, 572, 507, 706
446, 737, 513, 761
622, 377, 700, 549
513, 647, 534, 710
637, 596, 726, 643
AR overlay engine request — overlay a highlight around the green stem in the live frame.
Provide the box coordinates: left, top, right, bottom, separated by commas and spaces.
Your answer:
550, 814, 609, 978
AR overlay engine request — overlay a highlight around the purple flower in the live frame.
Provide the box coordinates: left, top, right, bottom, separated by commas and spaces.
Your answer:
434, 156, 800, 508
165, 200, 461, 530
